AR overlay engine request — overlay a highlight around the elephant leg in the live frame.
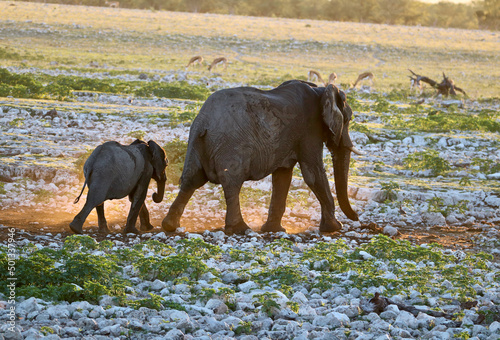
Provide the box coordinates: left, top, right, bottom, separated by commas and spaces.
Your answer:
70, 201, 95, 234
222, 182, 249, 235
96, 203, 110, 234
300, 162, 342, 232
139, 204, 154, 231
162, 167, 207, 233
123, 189, 148, 234
162, 188, 197, 232
261, 167, 293, 233
69, 188, 106, 234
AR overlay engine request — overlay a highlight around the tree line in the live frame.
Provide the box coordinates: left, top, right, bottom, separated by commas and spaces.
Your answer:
29, 0, 500, 30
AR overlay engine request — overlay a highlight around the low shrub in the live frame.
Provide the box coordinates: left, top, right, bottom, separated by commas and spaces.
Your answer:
403, 149, 451, 176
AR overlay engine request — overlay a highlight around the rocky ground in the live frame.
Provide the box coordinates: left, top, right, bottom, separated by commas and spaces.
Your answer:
1, 228, 500, 340
0, 67, 500, 339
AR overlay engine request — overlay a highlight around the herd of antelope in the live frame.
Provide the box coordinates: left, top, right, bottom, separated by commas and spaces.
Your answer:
308, 69, 374, 89
186, 55, 459, 96
186, 56, 228, 72
185, 56, 376, 89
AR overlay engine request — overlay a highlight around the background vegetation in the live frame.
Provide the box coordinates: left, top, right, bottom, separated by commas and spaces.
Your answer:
19, 0, 500, 30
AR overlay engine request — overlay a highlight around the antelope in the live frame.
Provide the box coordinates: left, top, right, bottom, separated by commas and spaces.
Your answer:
186, 56, 204, 68
208, 57, 228, 72
308, 70, 337, 86
326, 72, 337, 85
352, 72, 374, 88
308, 70, 325, 85
105, 1, 120, 8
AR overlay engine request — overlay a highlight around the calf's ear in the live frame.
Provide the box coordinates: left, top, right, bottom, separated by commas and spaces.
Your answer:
147, 140, 167, 175
321, 84, 344, 147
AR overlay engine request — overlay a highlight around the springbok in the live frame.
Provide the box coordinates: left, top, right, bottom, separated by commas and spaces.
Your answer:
186, 56, 204, 68
208, 57, 228, 72
326, 72, 337, 85
308, 70, 337, 86
352, 72, 374, 88
308, 70, 325, 85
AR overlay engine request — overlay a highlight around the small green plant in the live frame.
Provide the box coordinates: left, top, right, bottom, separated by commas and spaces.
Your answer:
403, 149, 450, 176
458, 177, 472, 186
0, 183, 6, 195
478, 309, 500, 324
176, 238, 222, 259
253, 292, 281, 317
129, 293, 164, 311
163, 301, 187, 311
134, 253, 213, 281
167, 104, 200, 127
234, 321, 253, 335
63, 235, 99, 251
380, 181, 400, 201
453, 330, 471, 339
427, 197, 469, 217
133, 239, 173, 256
83, 280, 112, 304
198, 287, 216, 302
472, 157, 500, 174
40, 326, 55, 336
286, 301, 300, 313
229, 248, 254, 262
373, 97, 391, 113
9, 117, 24, 127
253, 265, 306, 287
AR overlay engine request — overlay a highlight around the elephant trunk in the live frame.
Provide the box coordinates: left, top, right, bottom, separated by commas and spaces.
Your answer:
152, 177, 166, 203
332, 145, 359, 221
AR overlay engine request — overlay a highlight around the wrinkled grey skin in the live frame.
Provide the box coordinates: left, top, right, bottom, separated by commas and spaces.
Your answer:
162, 80, 359, 234
70, 139, 168, 234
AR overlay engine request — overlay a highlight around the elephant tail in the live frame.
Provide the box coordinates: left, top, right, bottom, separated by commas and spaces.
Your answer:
74, 180, 87, 204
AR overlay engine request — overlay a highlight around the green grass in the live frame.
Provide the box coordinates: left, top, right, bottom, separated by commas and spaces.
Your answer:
0, 68, 211, 101
2, 234, 497, 313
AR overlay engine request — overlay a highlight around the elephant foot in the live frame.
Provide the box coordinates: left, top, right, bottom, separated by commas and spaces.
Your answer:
140, 223, 154, 232
69, 221, 83, 234
123, 225, 142, 235
261, 222, 286, 233
319, 218, 343, 233
225, 221, 250, 235
98, 225, 111, 234
161, 215, 179, 233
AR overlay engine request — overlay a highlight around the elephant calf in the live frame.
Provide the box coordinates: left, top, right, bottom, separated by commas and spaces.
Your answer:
70, 139, 168, 234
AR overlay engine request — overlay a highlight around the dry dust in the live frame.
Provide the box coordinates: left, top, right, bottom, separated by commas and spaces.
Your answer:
1, 206, 496, 260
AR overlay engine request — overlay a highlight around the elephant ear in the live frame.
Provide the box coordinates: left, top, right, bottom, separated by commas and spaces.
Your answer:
147, 140, 168, 178
321, 84, 344, 147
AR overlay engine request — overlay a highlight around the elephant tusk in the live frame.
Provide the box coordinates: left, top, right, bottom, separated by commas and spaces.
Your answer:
347, 146, 364, 155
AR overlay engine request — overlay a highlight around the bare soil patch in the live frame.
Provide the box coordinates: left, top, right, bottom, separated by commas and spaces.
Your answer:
2, 206, 498, 263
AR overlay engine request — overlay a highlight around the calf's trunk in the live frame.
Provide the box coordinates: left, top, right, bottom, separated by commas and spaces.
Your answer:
152, 178, 166, 203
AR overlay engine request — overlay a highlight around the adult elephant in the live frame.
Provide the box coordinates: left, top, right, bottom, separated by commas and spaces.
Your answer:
70, 139, 168, 234
162, 80, 361, 234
